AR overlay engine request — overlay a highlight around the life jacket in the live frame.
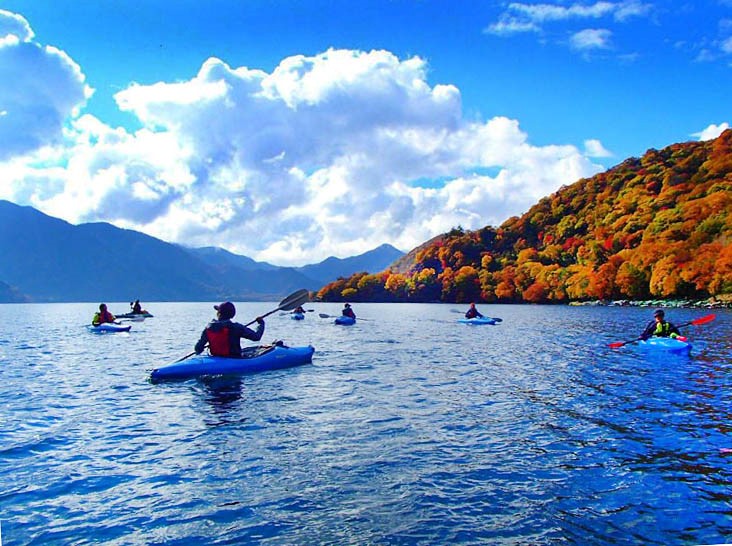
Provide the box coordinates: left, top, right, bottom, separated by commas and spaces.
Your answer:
653, 321, 672, 337
206, 326, 231, 356
93, 310, 114, 325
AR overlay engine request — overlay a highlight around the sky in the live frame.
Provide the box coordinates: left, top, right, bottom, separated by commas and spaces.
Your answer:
0, 1, 730, 266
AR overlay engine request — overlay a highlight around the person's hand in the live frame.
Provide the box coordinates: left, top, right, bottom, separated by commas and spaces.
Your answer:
256, 316, 265, 324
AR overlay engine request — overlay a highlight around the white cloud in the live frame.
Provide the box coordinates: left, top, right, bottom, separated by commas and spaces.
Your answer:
692, 122, 730, 141
584, 139, 613, 157
487, 1, 652, 51
571, 28, 613, 50
0, 8, 34, 43
0, 15, 606, 266
0, 10, 92, 160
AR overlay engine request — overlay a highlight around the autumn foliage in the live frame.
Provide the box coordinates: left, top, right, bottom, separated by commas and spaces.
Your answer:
317, 130, 732, 303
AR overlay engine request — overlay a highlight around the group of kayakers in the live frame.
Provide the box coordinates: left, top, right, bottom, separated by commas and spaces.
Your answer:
466, 302, 683, 342
91, 300, 149, 326
94, 296, 685, 356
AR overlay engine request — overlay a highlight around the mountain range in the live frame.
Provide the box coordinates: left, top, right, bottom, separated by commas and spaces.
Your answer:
0, 200, 403, 303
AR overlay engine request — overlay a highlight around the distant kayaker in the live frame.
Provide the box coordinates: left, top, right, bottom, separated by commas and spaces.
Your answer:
640, 309, 681, 340
131, 299, 143, 314
92, 303, 116, 326
292, 305, 305, 314
465, 303, 484, 319
195, 301, 265, 357
342, 303, 356, 319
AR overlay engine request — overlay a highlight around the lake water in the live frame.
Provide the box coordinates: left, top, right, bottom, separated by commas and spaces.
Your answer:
0, 302, 730, 545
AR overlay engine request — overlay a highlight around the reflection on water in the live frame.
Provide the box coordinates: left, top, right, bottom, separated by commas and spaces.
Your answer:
0, 302, 730, 545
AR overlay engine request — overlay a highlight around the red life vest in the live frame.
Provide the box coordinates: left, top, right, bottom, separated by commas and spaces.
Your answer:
206, 327, 231, 356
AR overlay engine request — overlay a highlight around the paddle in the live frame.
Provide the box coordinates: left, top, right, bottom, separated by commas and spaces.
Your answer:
449, 308, 503, 322
172, 289, 311, 363
608, 313, 716, 349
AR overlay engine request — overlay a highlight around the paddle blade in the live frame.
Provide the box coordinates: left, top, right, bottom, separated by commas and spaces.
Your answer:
319, 313, 331, 319
691, 314, 716, 326
491, 317, 503, 322
278, 289, 310, 311
608, 342, 625, 349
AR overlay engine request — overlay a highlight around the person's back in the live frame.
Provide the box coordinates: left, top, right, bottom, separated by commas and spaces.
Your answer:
342, 303, 356, 319
195, 301, 265, 357
132, 300, 142, 314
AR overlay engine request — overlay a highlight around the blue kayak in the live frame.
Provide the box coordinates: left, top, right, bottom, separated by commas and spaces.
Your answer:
87, 323, 131, 333
637, 337, 692, 355
457, 317, 497, 325
291, 312, 305, 320
335, 316, 356, 325
150, 344, 315, 382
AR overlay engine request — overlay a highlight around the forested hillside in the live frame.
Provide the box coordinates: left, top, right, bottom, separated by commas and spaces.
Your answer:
317, 130, 732, 303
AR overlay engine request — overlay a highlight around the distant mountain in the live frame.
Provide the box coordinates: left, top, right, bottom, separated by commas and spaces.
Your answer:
183, 246, 279, 271
317, 130, 732, 303
0, 200, 404, 302
296, 243, 404, 285
0, 280, 28, 303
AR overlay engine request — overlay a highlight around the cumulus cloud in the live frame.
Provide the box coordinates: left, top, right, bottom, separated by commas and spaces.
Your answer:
0, 10, 92, 160
693, 122, 730, 141
0, 14, 607, 266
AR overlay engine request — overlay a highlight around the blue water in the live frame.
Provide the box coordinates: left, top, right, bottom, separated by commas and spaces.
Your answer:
1, 302, 731, 545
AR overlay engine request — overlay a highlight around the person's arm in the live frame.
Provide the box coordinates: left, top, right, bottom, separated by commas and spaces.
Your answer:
234, 318, 265, 342
669, 322, 681, 336
194, 328, 209, 354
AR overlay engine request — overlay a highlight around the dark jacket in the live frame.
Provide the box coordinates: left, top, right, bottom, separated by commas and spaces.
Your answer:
342, 307, 356, 319
465, 308, 483, 319
640, 319, 680, 340
195, 318, 264, 357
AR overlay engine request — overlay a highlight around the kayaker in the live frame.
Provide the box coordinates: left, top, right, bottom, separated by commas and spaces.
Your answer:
92, 303, 116, 326
131, 299, 143, 314
292, 305, 305, 314
195, 301, 265, 358
342, 303, 356, 319
465, 303, 484, 319
640, 309, 681, 340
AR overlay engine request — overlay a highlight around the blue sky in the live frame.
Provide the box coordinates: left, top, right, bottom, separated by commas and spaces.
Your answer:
0, 1, 730, 265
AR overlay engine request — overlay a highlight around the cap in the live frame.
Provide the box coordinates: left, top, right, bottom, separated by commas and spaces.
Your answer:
214, 301, 236, 319
654, 309, 664, 317
345, 303, 351, 308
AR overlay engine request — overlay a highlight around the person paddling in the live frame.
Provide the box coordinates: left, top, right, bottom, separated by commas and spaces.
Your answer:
342, 303, 356, 319
292, 305, 305, 314
92, 303, 116, 326
464, 303, 484, 319
131, 299, 143, 314
195, 301, 265, 357
640, 309, 681, 340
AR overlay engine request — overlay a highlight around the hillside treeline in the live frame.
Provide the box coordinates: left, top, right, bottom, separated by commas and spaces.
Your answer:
317, 130, 732, 303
